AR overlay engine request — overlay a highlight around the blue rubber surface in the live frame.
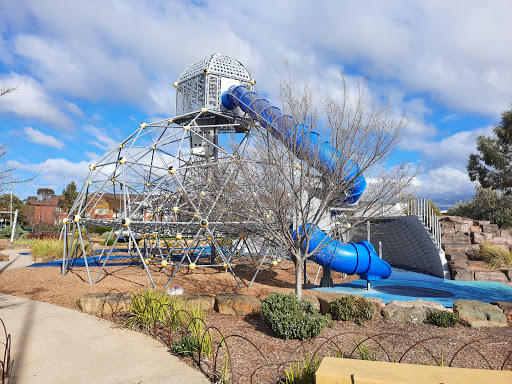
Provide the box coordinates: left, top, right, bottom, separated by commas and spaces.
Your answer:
310, 271, 512, 308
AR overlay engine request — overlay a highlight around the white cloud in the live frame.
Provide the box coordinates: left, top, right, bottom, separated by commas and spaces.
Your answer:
6, 158, 91, 188
24, 127, 64, 149
407, 125, 494, 168
0, 73, 75, 130
83, 125, 120, 151
415, 166, 477, 204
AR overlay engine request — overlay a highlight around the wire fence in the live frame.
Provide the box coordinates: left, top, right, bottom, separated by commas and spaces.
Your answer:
94, 291, 512, 384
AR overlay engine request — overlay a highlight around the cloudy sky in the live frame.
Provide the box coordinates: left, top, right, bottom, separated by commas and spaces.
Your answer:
0, 0, 511, 209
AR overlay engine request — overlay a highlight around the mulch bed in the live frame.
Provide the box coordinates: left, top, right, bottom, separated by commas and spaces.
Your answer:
1, 254, 512, 383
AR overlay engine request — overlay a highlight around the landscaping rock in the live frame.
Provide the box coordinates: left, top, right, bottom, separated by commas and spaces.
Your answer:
180, 292, 215, 311
442, 233, 471, 244
491, 301, 512, 322
301, 293, 321, 312
444, 251, 468, 262
76, 292, 132, 315
473, 271, 509, 283
453, 299, 507, 327
214, 293, 261, 315
0, 252, 8, 262
382, 299, 448, 324
473, 220, 491, 226
451, 268, 473, 281
490, 236, 512, 246
470, 225, 482, 233
443, 244, 480, 253
471, 232, 493, 244
315, 292, 348, 314
500, 229, 512, 238
440, 216, 466, 224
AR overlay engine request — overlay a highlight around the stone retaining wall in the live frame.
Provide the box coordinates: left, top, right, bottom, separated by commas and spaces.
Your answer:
440, 216, 512, 282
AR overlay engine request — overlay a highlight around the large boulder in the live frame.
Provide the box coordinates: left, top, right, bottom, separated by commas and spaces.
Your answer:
382, 300, 448, 324
179, 292, 215, 311
491, 301, 512, 322
453, 299, 507, 327
76, 292, 132, 315
214, 293, 261, 315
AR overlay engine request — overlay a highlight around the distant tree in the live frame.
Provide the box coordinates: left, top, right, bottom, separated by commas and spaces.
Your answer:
24, 196, 38, 204
58, 181, 78, 211
468, 106, 512, 193
37, 188, 55, 200
0, 193, 24, 212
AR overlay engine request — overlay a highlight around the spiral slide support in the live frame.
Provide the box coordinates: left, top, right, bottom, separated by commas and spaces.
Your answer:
222, 85, 392, 281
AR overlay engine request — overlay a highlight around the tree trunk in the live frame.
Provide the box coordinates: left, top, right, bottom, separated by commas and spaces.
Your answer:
295, 258, 303, 298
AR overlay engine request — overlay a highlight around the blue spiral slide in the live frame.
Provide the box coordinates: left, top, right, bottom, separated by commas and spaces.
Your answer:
222, 85, 392, 281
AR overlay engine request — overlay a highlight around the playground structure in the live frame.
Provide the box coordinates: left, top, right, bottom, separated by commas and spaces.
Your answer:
61, 53, 393, 288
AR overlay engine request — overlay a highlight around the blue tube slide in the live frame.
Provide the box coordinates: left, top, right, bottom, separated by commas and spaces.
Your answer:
222, 85, 391, 281
222, 85, 366, 204
295, 224, 391, 281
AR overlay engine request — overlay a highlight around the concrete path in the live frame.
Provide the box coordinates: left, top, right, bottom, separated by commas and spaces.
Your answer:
0, 293, 210, 383
0, 248, 34, 272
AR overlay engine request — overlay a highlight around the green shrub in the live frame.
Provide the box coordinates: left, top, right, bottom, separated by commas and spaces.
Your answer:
90, 226, 111, 235
329, 296, 375, 325
0, 225, 27, 239
426, 310, 460, 328
478, 243, 512, 270
261, 292, 328, 340
447, 187, 512, 228
171, 333, 199, 356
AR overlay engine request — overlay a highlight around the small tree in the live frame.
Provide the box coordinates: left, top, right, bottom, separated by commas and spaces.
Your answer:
58, 181, 78, 211
208, 73, 415, 297
468, 106, 512, 193
37, 188, 55, 200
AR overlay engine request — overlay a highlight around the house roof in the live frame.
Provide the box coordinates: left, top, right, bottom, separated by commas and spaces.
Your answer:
34, 195, 63, 207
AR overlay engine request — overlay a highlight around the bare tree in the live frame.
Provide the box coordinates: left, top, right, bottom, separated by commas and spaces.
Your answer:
0, 79, 42, 194
205, 73, 417, 297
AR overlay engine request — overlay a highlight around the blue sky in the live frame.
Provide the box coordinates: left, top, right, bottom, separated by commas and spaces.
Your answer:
1, 0, 511, 209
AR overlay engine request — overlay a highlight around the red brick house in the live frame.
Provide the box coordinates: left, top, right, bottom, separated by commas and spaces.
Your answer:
33, 193, 125, 225
33, 195, 65, 225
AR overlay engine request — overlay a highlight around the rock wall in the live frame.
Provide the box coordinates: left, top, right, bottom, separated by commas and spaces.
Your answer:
440, 216, 512, 282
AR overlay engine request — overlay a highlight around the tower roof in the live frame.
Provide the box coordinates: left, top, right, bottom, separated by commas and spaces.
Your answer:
177, 53, 251, 83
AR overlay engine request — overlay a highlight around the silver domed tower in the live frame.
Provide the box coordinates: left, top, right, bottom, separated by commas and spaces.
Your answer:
175, 53, 255, 117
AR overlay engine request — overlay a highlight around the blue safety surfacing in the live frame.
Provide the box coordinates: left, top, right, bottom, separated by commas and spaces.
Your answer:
310, 270, 512, 307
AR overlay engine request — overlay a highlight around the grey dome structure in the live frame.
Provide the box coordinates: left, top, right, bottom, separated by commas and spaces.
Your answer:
175, 53, 254, 116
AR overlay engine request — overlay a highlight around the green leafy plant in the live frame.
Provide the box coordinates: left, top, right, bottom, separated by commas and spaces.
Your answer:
329, 295, 375, 325
280, 356, 321, 384
171, 333, 199, 356
261, 292, 328, 340
478, 243, 512, 270
0, 225, 27, 239
447, 187, 512, 228
426, 310, 460, 328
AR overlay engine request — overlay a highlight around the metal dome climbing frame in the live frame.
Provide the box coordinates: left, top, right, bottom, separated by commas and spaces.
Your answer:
61, 53, 282, 289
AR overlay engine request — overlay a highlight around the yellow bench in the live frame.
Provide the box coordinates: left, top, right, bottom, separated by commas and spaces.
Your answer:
316, 357, 512, 384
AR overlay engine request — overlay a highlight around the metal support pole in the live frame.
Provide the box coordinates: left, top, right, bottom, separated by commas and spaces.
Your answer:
366, 220, 371, 242
378, 241, 382, 259
9, 210, 18, 244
